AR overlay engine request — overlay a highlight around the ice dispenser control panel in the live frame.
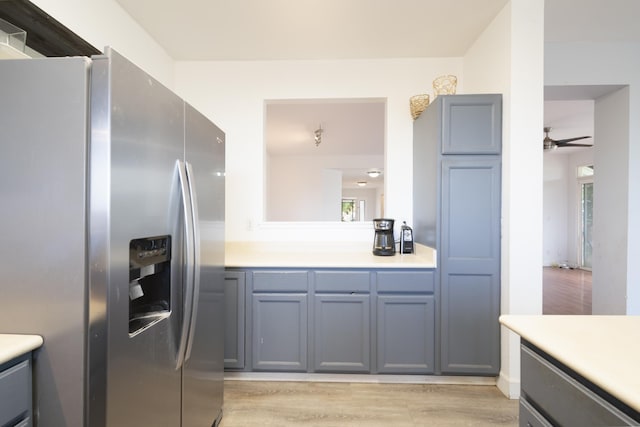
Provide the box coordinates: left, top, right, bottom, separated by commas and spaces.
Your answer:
129, 235, 171, 336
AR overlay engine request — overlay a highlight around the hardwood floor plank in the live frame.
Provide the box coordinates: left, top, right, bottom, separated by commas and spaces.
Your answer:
220, 381, 518, 426
543, 267, 592, 315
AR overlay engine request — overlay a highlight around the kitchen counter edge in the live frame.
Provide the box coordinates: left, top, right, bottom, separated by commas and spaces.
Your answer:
225, 241, 436, 269
0, 334, 43, 365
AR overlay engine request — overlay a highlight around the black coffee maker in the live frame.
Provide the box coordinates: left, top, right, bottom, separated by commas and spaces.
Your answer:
372, 218, 395, 256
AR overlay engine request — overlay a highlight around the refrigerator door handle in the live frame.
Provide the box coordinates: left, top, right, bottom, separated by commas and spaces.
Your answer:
184, 161, 201, 361
175, 159, 196, 370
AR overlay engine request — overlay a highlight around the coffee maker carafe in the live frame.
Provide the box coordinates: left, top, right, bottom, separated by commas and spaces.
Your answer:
372, 218, 395, 256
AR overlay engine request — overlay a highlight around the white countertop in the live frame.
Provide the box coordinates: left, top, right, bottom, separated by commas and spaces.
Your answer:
499, 315, 640, 413
225, 241, 436, 269
0, 334, 43, 365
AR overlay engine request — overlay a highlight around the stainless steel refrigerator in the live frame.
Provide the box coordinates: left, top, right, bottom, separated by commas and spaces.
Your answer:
0, 48, 225, 426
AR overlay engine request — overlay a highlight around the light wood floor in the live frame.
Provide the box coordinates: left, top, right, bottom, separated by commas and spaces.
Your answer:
219, 381, 518, 426
543, 266, 592, 315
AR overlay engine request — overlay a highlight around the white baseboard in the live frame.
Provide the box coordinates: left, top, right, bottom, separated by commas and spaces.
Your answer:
497, 370, 520, 399
225, 371, 497, 386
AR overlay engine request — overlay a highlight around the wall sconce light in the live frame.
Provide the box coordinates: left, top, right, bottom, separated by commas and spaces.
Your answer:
314, 124, 323, 147
367, 170, 381, 178
357, 181, 367, 187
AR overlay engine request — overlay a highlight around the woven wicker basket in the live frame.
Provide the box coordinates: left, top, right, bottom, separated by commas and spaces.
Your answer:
433, 75, 458, 98
410, 94, 430, 120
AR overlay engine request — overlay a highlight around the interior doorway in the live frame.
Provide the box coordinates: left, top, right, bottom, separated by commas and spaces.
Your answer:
543, 84, 629, 315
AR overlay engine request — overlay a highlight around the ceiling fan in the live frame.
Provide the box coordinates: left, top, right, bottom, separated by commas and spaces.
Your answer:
543, 127, 592, 150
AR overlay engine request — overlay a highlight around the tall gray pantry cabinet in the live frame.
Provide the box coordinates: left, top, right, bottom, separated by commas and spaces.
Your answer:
413, 94, 502, 375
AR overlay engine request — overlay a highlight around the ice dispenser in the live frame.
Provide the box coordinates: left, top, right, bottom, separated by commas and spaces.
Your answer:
129, 235, 171, 335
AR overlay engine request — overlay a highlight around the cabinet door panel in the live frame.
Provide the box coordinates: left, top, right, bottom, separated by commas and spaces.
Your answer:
314, 294, 370, 372
441, 157, 501, 269
440, 157, 501, 375
224, 271, 245, 369
441, 94, 502, 155
440, 273, 499, 374
377, 295, 435, 374
252, 294, 307, 371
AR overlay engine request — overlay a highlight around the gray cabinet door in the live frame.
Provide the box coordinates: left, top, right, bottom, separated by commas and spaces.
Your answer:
440, 157, 501, 375
313, 294, 370, 372
440, 94, 502, 155
0, 355, 32, 427
252, 293, 308, 371
377, 295, 435, 374
224, 271, 245, 369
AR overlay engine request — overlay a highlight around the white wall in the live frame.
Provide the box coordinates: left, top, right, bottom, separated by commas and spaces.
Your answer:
464, 0, 545, 399
31, 0, 175, 88
266, 154, 383, 221
175, 58, 463, 242
546, 41, 640, 314
593, 87, 630, 314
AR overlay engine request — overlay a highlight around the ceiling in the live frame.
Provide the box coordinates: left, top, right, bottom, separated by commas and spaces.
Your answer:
114, 0, 640, 61
114, 0, 509, 61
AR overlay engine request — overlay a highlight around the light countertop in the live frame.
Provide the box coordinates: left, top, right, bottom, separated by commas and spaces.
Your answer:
225, 241, 436, 269
0, 334, 43, 365
499, 315, 640, 413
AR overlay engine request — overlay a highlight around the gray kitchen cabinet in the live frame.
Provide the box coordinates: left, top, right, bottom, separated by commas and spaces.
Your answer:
519, 342, 640, 426
0, 353, 33, 427
414, 94, 502, 375
376, 270, 436, 374
313, 271, 371, 373
440, 94, 502, 155
313, 294, 370, 372
225, 268, 439, 375
251, 271, 308, 371
224, 271, 245, 369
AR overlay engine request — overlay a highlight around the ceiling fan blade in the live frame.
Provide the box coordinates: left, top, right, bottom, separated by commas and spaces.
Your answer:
554, 135, 591, 144
555, 142, 593, 147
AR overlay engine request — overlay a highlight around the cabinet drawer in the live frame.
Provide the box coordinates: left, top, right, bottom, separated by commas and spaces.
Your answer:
377, 270, 434, 293
0, 358, 31, 426
315, 271, 370, 293
519, 399, 552, 427
253, 271, 308, 292
521, 345, 638, 426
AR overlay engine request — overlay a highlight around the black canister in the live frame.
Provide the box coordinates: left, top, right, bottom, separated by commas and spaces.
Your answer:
400, 221, 414, 254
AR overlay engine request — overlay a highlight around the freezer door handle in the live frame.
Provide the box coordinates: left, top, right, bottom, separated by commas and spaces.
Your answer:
175, 159, 196, 370
184, 161, 201, 361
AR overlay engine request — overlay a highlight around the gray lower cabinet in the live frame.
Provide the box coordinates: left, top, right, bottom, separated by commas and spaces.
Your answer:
251, 271, 308, 371
520, 342, 640, 426
0, 353, 33, 427
224, 271, 245, 369
314, 294, 370, 372
313, 270, 371, 373
225, 268, 438, 374
377, 295, 435, 374
252, 293, 308, 371
376, 270, 436, 374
